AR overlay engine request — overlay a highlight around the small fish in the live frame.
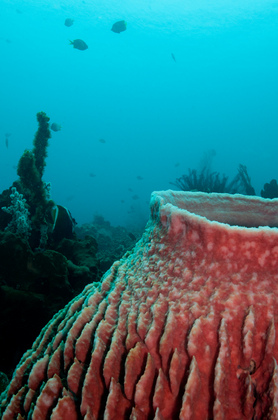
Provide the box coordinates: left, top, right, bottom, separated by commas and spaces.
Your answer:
89, 172, 96, 178
171, 52, 176, 62
136, 175, 143, 180
174, 162, 180, 167
121, 199, 125, 204
69, 39, 88, 51
99, 138, 106, 143
128, 188, 133, 192
5, 133, 11, 149
51, 123, 61, 132
64, 18, 74, 27
132, 194, 139, 200
111, 20, 127, 34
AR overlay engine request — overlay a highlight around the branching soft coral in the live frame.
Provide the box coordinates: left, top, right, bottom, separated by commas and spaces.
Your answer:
171, 164, 256, 195
2, 187, 31, 239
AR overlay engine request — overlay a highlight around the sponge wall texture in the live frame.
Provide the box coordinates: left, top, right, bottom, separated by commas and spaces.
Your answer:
2, 190, 278, 420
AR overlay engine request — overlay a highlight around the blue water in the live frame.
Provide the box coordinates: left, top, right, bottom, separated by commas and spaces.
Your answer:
1, 0, 278, 227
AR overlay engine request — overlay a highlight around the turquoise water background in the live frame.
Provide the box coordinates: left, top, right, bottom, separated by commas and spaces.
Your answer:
1, 0, 278, 227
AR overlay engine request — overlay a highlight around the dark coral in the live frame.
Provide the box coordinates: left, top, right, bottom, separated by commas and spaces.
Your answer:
55, 235, 99, 290
261, 179, 278, 199
0, 230, 100, 377
171, 164, 256, 196
75, 215, 140, 273
234, 164, 256, 196
170, 168, 230, 193
15, 112, 53, 242
32, 111, 51, 178
0, 112, 54, 249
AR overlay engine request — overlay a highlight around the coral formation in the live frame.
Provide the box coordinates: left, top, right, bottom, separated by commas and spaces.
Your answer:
0, 112, 54, 249
32, 111, 51, 178
0, 112, 140, 386
261, 179, 278, 199
1, 187, 31, 239
0, 112, 105, 378
171, 164, 255, 195
75, 215, 140, 272
0, 229, 100, 376
15, 111, 54, 246
0, 217, 136, 377
0, 111, 76, 250
171, 167, 231, 193
236, 163, 256, 195
2, 191, 278, 419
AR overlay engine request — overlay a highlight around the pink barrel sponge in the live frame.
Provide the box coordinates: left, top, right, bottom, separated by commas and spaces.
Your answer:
2, 190, 278, 419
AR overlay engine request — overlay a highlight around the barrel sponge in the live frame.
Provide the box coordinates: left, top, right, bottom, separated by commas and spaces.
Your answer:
2, 191, 278, 419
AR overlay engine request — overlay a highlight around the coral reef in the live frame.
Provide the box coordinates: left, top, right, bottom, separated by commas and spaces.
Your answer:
0, 112, 139, 386
0, 230, 100, 376
171, 164, 255, 196
1, 187, 31, 239
0, 112, 100, 378
2, 191, 278, 418
32, 111, 51, 178
261, 179, 278, 199
236, 163, 256, 195
15, 111, 54, 247
75, 215, 141, 273
171, 167, 231, 193
0, 112, 54, 249
0, 217, 136, 378
0, 111, 76, 251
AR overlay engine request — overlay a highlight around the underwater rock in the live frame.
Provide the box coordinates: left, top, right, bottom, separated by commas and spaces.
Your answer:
2, 191, 278, 418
